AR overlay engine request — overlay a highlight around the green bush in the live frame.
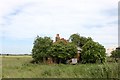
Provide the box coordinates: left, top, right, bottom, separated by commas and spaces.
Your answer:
32, 36, 77, 64
32, 34, 106, 64
111, 49, 120, 62
81, 40, 106, 63
48, 40, 77, 64
111, 49, 120, 58
32, 36, 53, 63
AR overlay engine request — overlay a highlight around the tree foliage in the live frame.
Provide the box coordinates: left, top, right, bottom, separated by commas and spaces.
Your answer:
81, 40, 106, 63
69, 33, 106, 63
69, 33, 81, 46
32, 36, 77, 64
32, 36, 53, 63
69, 33, 92, 47
111, 49, 120, 58
32, 34, 106, 64
110, 49, 120, 62
48, 40, 77, 63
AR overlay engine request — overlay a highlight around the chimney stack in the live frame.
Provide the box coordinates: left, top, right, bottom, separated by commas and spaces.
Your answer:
55, 34, 60, 42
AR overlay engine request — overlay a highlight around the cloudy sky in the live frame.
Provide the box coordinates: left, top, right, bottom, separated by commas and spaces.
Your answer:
0, 0, 118, 54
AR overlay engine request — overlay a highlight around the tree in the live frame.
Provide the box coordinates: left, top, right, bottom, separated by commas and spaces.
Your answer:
79, 36, 88, 47
69, 33, 106, 64
111, 49, 120, 62
32, 36, 53, 63
69, 33, 92, 47
31, 34, 106, 64
32, 36, 77, 64
48, 40, 77, 64
81, 40, 106, 63
111, 49, 120, 58
69, 33, 81, 46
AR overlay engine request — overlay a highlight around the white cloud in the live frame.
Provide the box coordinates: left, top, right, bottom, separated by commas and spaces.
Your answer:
0, 0, 118, 51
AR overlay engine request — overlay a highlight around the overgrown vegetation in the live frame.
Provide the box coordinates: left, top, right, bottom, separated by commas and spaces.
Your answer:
111, 49, 120, 58
32, 34, 106, 64
48, 40, 77, 64
32, 35, 77, 64
69, 33, 106, 64
32, 36, 53, 63
81, 40, 106, 63
2, 56, 119, 78
110, 47, 120, 62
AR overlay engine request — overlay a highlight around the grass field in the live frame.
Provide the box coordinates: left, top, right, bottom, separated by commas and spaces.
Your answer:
1, 56, 119, 78
0, 56, 2, 79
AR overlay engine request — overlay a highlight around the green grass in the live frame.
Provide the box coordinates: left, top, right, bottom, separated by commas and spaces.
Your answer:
2, 56, 119, 78
0, 56, 2, 79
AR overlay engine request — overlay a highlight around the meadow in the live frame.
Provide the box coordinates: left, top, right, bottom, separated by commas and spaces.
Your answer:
1, 56, 119, 78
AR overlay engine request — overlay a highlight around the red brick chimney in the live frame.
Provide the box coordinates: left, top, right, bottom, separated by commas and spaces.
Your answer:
55, 34, 60, 42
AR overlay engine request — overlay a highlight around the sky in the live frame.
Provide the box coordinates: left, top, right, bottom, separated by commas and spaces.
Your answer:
0, 0, 118, 54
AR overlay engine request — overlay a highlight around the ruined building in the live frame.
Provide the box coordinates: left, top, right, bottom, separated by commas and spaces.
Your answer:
47, 34, 81, 64
56, 34, 81, 62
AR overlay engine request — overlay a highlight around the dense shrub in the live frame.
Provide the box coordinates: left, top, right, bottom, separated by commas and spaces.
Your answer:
69, 33, 92, 47
111, 49, 120, 62
69, 33, 106, 64
48, 40, 77, 63
32, 34, 106, 64
111, 49, 120, 58
81, 40, 106, 63
32, 36, 53, 63
32, 36, 77, 64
